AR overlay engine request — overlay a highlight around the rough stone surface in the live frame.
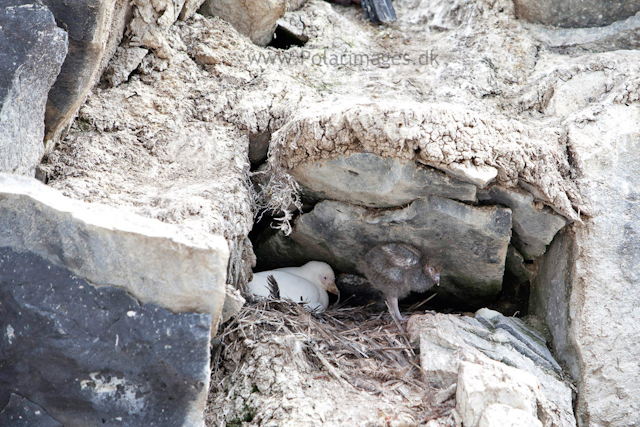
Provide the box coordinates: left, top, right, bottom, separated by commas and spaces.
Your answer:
0, 2, 67, 176
249, 130, 272, 166
270, 100, 584, 223
255, 196, 511, 306
475, 308, 561, 372
128, 0, 207, 59
478, 186, 567, 259
456, 361, 540, 427
529, 230, 579, 380
0, 247, 211, 427
43, 0, 131, 143
532, 97, 640, 426
198, 0, 286, 45
221, 284, 246, 323
41, 16, 256, 291
291, 153, 477, 207
31, 2, 640, 424
0, 394, 62, 427
407, 312, 575, 427
514, 0, 640, 28
102, 44, 149, 88
0, 173, 229, 324
527, 13, 640, 52
478, 404, 542, 427
504, 245, 535, 286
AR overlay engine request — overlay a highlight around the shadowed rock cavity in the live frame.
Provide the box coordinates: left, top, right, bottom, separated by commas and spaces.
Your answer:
255, 195, 512, 307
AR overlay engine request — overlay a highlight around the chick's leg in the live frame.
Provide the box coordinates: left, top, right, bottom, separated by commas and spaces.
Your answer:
386, 296, 406, 321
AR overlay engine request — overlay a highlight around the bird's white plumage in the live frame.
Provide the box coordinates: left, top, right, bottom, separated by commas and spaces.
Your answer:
248, 271, 328, 310
247, 261, 337, 311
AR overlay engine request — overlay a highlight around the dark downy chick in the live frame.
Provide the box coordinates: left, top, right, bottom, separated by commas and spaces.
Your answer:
360, 243, 440, 321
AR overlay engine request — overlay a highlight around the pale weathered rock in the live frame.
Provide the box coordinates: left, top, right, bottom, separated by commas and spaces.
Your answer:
0, 246, 212, 427
0, 173, 229, 325
478, 404, 542, 427
514, 0, 640, 28
407, 312, 576, 427
456, 361, 540, 427
430, 162, 498, 189
198, 0, 287, 45
41, 16, 256, 291
0, 2, 67, 176
0, 394, 62, 427
287, 0, 306, 11
43, 0, 131, 143
532, 101, 640, 426
255, 196, 511, 305
291, 153, 477, 207
221, 284, 246, 323
478, 186, 567, 259
102, 44, 149, 88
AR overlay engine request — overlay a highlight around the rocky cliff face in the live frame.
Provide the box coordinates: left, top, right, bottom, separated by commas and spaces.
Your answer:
3, 0, 640, 425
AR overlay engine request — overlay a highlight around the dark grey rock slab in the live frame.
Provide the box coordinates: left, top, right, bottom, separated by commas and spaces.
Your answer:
255, 196, 511, 306
0, 246, 211, 427
42, 0, 130, 142
515, 0, 640, 28
0, 2, 67, 175
529, 230, 580, 380
0, 394, 62, 427
478, 186, 566, 260
505, 245, 534, 286
291, 153, 477, 207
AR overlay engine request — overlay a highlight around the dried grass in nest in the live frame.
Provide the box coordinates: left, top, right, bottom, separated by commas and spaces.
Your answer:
208, 297, 455, 424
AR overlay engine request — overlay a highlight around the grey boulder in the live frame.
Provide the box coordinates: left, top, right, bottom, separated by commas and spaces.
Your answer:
478, 186, 566, 260
290, 153, 477, 207
515, 0, 640, 28
0, 247, 212, 427
0, 2, 67, 176
407, 311, 576, 427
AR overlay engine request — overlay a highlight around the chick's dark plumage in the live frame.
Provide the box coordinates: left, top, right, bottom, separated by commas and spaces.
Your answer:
360, 243, 440, 321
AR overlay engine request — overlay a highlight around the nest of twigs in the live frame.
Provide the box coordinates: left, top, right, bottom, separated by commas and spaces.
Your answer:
206, 296, 455, 426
